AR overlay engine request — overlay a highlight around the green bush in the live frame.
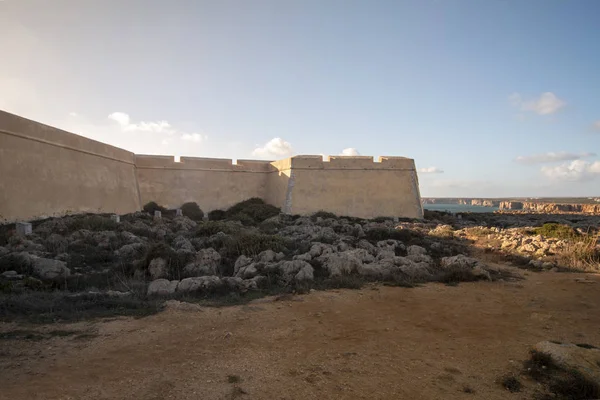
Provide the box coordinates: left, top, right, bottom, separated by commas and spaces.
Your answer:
195, 221, 241, 237
531, 223, 579, 240
311, 211, 337, 220
225, 198, 280, 225
364, 227, 424, 244
208, 209, 226, 221
180, 202, 204, 221
65, 215, 118, 232
221, 233, 287, 259
143, 201, 166, 215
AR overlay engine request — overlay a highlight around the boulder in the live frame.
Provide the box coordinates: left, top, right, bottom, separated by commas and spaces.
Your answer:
346, 248, 375, 264
178, 276, 222, 293
172, 236, 195, 252
532, 341, 600, 387
294, 264, 314, 282
407, 245, 427, 256
293, 252, 312, 262
322, 251, 363, 277
147, 279, 179, 296
440, 254, 491, 281
31, 256, 70, 281
183, 248, 221, 277
280, 260, 312, 277
357, 239, 377, 255
115, 243, 146, 260
1, 270, 23, 280
172, 216, 197, 231
257, 249, 285, 263
148, 258, 168, 280
120, 231, 141, 244
309, 243, 334, 258
234, 255, 253, 275
237, 263, 259, 279
377, 239, 405, 254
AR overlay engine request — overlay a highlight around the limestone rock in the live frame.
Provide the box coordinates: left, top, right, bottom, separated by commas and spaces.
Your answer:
147, 279, 179, 296
172, 216, 197, 231
532, 341, 600, 387
172, 236, 195, 252
115, 243, 146, 260
237, 263, 259, 279
178, 276, 222, 293
407, 245, 427, 256
31, 256, 70, 281
322, 251, 362, 277
357, 239, 377, 255
148, 258, 168, 280
120, 231, 141, 244
183, 248, 221, 277
441, 254, 491, 281
294, 264, 314, 282
257, 249, 285, 263
280, 260, 312, 277
293, 252, 312, 262
1, 270, 23, 280
309, 243, 334, 258
234, 255, 253, 275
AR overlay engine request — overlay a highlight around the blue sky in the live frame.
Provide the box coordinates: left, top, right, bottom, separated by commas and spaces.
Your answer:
1, 0, 599, 197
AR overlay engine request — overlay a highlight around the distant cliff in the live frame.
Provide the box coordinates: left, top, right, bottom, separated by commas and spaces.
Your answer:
499, 201, 600, 214
421, 198, 498, 207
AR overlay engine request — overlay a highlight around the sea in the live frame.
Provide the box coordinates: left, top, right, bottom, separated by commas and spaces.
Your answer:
422, 204, 499, 213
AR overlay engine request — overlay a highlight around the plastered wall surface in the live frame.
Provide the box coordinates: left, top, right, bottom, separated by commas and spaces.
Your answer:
0, 111, 141, 222
135, 156, 272, 212
0, 110, 423, 222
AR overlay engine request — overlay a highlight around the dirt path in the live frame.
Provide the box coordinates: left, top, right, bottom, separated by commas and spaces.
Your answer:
1, 267, 599, 400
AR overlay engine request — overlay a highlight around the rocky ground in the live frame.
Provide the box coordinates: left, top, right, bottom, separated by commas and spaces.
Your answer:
0, 200, 599, 399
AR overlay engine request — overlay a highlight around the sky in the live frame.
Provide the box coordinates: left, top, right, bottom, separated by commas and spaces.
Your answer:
1, 0, 599, 197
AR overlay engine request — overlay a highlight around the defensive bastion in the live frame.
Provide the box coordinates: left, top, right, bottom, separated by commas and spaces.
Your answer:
0, 110, 423, 222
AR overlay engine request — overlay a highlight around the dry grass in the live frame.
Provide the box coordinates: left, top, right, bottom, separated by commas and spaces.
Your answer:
556, 235, 600, 272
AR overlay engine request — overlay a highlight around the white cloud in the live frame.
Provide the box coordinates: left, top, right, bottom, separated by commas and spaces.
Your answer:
541, 160, 600, 181
252, 138, 293, 159
339, 148, 360, 156
515, 151, 596, 164
68, 112, 78, 117
418, 167, 444, 174
181, 133, 204, 143
108, 112, 173, 134
509, 92, 566, 115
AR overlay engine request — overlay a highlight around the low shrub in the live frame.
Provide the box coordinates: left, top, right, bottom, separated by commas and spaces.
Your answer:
500, 375, 522, 393
531, 223, 579, 240
221, 233, 288, 259
195, 221, 241, 237
556, 236, 600, 272
225, 198, 280, 224
180, 202, 204, 221
140, 243, 193, 280
0, 291, 162, 323
143, 201, 167, 215
208, 209, 226, 221
65, 215, 118, 232
311, 211, 337, 220
364, 227, 424, 244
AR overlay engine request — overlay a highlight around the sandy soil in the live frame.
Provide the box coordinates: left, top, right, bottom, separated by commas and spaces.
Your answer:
1, 267, 599, 400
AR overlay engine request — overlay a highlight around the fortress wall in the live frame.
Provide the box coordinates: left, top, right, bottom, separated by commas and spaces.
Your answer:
134, 155, 273, 212
0, 110, 140, 222
269, 156, 423, 219
0, 110, 423, 221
